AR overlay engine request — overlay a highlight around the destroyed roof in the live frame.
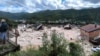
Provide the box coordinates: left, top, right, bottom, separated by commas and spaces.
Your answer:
64, 24, 71, 27
80, 24, 100, 32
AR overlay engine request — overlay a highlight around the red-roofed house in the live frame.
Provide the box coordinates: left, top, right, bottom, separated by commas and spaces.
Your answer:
80, 24, 100, 40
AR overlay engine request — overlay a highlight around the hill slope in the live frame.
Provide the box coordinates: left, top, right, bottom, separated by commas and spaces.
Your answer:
0, 8, 100, 24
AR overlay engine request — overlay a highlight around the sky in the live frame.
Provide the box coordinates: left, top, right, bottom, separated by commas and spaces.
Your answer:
0, 0, 100, 13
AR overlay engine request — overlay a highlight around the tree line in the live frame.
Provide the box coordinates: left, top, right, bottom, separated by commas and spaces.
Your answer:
0, 8, 100, 26
25, 8, 100, 25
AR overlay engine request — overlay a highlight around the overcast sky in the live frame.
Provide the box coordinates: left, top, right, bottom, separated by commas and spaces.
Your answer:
0, 0, 100, 13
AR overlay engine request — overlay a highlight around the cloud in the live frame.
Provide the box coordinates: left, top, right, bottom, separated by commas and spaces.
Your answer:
83, 0, 100, 3
0, 0, 100, 13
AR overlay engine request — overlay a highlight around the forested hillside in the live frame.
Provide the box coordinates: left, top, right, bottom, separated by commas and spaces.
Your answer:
25, 8, 100, 24
0, 8, 100, 24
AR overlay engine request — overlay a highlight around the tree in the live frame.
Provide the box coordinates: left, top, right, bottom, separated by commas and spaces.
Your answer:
49, 31, 69, 56
40, 31, 70, 56
69, 42, 84, 56
91, 51, 100, 56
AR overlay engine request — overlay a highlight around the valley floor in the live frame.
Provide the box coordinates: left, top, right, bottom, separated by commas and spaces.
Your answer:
10, 26, 93, 56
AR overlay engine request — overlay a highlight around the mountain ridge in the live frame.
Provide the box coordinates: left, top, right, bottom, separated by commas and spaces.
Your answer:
0, 7, 100, 20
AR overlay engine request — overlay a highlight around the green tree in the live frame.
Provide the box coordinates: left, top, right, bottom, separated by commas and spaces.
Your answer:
91, 51, 100, 56
69, 42, 84, 56
49, 31, 69, 56
40, 31, 69, 56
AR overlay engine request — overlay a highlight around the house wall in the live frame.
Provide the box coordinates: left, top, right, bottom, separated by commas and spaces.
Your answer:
89, 30, 100, 39
80, 30, 89, 40
80, 29, 100, 40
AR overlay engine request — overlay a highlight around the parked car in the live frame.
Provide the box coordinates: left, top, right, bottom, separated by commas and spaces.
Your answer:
91, 46, 100, 52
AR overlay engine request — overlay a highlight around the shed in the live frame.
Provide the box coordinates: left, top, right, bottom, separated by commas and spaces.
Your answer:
80, 24, 100, 40
34, 24, 43, 30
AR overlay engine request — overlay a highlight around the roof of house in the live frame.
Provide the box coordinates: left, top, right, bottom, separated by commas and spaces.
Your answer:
80, 24, 100, 32
64, 24, 71, 27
